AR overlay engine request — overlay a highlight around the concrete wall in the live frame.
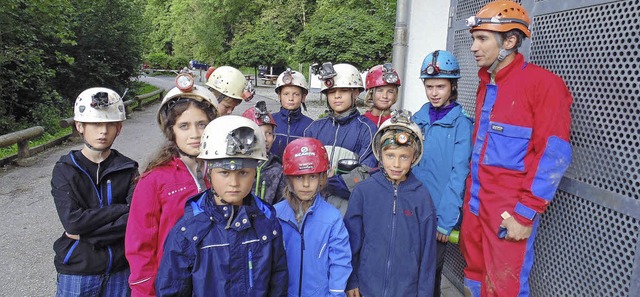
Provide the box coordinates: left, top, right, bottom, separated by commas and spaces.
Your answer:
398, 0, 451, 113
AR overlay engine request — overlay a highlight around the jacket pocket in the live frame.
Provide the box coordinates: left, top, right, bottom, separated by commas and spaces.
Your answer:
483, 122, 532, 171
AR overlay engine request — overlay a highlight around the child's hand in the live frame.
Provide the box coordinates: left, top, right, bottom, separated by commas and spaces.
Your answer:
436, 232, 449, 243
347, 288, 361, 297
65, 232, 80, 240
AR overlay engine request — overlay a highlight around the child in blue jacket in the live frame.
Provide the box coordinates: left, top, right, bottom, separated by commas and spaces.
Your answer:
270, 69, 314, 159
275, 137, 352, 297
155, 115, 288, 297
412, 50, 473, 297
344, 110, 437, 297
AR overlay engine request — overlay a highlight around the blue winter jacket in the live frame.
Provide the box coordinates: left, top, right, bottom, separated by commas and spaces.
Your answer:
275, 195, 352, 297
271, 107, 314, 159
304, 110, 377, 199
344, 170, 437, 297
412, 103, 473, 236
155, 190, 288, 297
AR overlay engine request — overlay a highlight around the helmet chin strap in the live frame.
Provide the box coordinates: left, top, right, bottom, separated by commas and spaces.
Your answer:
488, 48, 516, 84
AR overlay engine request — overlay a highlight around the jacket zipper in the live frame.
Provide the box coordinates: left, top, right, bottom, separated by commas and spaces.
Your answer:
298, 219, 307, 297
382, 184, 398, 297
68, 154, 115, 274
287, 115, 292, 146
248, 250, 254, 288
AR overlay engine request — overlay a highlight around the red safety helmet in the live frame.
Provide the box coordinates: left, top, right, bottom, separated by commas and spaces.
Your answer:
365, 63, 401, 90
282, 138, 329, 176
241, 101, 276, 126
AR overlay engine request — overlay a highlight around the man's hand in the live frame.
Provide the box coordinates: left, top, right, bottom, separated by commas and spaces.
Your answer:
65, 232, 80, 240
347, 288, 361, 297
500, 215, 532, 241
436, 232, 449, 243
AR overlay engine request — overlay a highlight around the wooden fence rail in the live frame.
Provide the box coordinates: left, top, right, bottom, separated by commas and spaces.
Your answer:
0, 89, 164, 167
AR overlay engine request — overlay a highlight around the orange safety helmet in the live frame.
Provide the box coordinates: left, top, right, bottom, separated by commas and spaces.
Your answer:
467, 0, 531, 38
282, 137, 330, 176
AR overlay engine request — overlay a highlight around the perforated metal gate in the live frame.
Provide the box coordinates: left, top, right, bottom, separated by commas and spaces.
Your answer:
444, 0, 640, 296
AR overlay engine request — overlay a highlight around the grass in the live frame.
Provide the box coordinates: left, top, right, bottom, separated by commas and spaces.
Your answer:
0, 127, 73, 159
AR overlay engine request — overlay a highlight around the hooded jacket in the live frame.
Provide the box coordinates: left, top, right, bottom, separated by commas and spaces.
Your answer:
253, 154, 286, 204
412, 102, 473, 235
52, 150, 138, 275
344, 171, 437, 297
125, 156, 206, 297
275, 195, 352, 297
155, 190, 288, 297
304, 110, 377, 199
271, 107, 313, 159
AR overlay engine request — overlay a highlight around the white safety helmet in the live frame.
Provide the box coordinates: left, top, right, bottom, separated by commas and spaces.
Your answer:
74, 87, 126, 123
275, 69, 309, 94
205, 66, 247, 101
199, 115, 268, 163
373, 109, 424, 167
157, 73, 218, 127
318, 63, 364, 94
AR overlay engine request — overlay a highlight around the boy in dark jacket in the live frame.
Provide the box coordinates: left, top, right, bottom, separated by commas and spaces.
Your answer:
270, 69, 313, 160
344, 110, 437, 297
52, 88, 139, 296
304, 62, 377, 215
155, 115, 288, 297
242, 101, 286, 204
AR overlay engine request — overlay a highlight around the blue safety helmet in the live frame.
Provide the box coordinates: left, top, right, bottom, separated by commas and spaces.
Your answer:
420, 50, 461, 79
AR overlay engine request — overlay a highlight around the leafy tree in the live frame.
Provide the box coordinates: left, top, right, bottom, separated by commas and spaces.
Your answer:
0, 0, 75, 134
225, 23, 290, 73
295, 6, 394, 70
54, 0, 146, 101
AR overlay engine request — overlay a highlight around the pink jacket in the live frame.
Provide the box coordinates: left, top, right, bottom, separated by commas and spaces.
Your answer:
125, 157, 205, 297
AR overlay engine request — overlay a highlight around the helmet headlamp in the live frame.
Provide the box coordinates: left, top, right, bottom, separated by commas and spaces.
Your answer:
382, 63, 399, 84
226, 126, 258, 156
282, 68, 293, 85
175, 73, 195, 92
90, 92, 112, 109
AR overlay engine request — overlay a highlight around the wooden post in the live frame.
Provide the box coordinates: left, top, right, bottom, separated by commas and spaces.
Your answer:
0, 126, 45, 159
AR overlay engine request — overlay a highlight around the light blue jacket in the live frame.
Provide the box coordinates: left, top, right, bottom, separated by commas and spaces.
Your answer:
275, 195, 352, 297
412, 103, 473, 235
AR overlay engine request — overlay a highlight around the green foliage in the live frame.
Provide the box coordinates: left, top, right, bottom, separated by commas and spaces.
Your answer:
168, 55, 190, 70
296, 6, 394, 70
225, 23, 290, 68
146, 52, 171, 69
0, 0, 75, 134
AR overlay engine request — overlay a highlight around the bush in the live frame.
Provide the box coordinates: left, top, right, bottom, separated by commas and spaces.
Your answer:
168, 55, 190, 70
146, 52, 170, 69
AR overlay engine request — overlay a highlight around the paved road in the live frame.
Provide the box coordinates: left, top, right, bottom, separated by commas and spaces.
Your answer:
0, 75, 462, 297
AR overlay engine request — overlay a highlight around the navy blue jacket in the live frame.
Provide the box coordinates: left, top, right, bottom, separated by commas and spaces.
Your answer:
344, 171, 437, 297
271, 107, 313, 159
304, 110, 377, 199
52, 150, 138, 275
155, 190, 288, 297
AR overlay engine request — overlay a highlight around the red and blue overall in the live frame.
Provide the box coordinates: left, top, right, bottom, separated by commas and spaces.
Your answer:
460, 53, 573, 297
